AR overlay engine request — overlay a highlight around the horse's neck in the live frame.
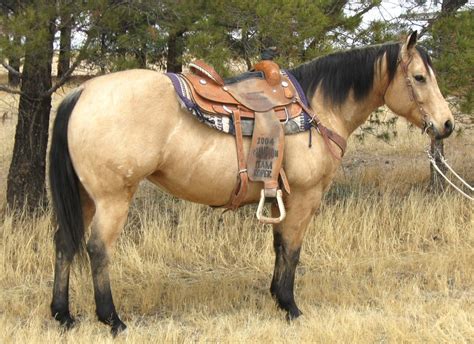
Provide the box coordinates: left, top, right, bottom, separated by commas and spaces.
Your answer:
309, 65, 389, 140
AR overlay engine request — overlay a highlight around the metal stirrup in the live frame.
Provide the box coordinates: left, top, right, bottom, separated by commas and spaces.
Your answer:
256, 189, 286, 224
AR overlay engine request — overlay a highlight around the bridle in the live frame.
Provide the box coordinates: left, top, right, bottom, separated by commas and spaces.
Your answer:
396, 53, 433, 134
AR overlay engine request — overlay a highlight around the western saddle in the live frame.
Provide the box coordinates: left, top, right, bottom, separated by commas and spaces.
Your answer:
173, 56, 346, 224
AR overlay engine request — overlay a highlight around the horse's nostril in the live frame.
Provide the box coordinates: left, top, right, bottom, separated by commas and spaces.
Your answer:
444, 120, 453, 134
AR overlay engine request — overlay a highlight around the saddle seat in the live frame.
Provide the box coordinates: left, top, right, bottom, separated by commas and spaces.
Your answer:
184, 60, 302, 120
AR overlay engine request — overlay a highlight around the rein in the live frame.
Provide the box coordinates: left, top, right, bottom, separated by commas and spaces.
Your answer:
296, 98, 347, 160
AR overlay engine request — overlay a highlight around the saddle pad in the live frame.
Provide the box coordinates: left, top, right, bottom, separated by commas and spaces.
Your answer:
165, 72, 311, 137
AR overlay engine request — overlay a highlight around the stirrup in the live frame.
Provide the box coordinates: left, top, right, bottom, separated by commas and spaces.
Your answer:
256, 189, 286, 224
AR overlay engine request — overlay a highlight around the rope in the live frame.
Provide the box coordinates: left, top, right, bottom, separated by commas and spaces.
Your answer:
426, 148, 473, 201
439, 155, 474, 191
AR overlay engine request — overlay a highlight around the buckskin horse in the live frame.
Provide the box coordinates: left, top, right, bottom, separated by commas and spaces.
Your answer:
49, 32, 454, 335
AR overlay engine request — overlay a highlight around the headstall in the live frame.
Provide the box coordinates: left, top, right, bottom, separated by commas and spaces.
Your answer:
397, 54, 433, 134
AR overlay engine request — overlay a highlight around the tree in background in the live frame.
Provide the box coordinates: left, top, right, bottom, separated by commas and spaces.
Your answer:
429, 9, 472, 114
185, 0, 380, 75
57, 1, 74, 79
1, 1, 22, 86
0, 1, 111, 211
428, 6, 471, 190
2, 1, 57, 211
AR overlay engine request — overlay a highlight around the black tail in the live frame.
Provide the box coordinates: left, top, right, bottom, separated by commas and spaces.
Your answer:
49, 89, 84, 259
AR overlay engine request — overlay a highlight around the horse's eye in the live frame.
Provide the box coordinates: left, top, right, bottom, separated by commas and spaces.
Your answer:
414, 75, 426, 83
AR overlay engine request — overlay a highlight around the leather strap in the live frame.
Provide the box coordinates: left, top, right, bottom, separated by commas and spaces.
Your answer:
189, 60, 225, 86
226, 108, 249, 209
296, 99, 347, 159
398, 55, 431, 131
279, 168, 291, 194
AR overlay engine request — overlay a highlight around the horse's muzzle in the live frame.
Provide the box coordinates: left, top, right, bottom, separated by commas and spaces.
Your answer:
435, 119, 454, 139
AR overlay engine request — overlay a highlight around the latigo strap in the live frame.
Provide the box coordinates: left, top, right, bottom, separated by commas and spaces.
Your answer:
225, 108, 249, 210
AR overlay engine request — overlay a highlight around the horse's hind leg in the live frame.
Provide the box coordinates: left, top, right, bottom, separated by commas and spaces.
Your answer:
270, 189, 321, 320
87, 192, 133, 336
51, 188, 95, 328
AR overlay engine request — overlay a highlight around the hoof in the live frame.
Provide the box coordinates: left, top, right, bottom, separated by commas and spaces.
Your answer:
111, 321, 127, 337
286, 308, 302, 321
53, 312, 76, 330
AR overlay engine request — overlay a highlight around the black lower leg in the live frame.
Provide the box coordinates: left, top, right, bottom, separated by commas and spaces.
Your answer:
87, 238, 126, 336
270, 231, 302, 320
51, 233, 75, 328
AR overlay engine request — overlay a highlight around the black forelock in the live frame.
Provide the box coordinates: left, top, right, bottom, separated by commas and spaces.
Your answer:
289, 43, 433, 106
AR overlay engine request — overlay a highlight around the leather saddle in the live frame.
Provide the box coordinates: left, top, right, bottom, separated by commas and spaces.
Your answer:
176, 59, 346, 224
185, 60, 302, 121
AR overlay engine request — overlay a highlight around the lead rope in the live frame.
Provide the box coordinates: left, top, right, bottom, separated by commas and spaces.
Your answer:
426, 146, 473, 201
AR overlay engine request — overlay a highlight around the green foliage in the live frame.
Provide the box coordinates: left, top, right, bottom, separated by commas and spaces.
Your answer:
427, 10, 473, 113
186, 0, 380, 74
0, 1, 57, 64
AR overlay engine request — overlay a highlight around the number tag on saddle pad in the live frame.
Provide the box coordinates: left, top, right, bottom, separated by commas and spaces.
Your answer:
247, 110, 284, 196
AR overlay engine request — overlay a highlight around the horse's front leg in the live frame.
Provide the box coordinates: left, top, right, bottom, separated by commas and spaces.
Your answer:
270, 188, 321, 320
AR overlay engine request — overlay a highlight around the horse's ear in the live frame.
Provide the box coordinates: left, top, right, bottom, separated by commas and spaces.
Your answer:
407, 31, 418, 50
401, 31, 418, 59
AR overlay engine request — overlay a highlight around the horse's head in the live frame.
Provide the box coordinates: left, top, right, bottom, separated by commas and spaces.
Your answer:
384, 31, 454, 139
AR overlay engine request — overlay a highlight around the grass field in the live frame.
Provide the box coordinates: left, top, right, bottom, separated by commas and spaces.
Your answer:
0, 83, 473, 343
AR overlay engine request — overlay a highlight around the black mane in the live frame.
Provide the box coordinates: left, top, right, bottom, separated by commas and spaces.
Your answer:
289, 43, 432, 105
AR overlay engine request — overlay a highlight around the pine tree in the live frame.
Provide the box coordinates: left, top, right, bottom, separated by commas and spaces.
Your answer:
0, 1, 111, 211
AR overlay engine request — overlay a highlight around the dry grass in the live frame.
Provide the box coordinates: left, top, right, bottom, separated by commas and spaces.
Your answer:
0, 84, 473, 343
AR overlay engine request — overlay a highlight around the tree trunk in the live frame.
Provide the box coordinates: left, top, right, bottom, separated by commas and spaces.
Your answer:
427, 0, 467, 189
135, 47, 147, 69
441, 0, 468, 13
7, 35, 21, 87
100, 33, 107, 74
57, 15, 72, 79
6, 23, 55, 212
429, 139, 447, 192
166, 31, 185, 73
7, 56, 20, 87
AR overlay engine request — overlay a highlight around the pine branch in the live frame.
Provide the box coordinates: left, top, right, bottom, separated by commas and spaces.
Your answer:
42, 34, 93, 97
41, 1, 121, 97
1, 62, 21, 77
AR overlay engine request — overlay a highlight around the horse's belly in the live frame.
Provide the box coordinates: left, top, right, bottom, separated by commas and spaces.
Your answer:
146, 171, 259, 206
146, 129, 261, 206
